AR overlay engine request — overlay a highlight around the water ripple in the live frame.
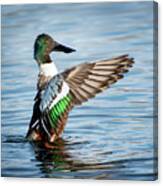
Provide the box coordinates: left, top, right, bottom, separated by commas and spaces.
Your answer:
1, 2, 157, 180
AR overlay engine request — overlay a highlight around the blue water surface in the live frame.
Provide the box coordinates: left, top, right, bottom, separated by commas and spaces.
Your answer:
1, 1, 157, 180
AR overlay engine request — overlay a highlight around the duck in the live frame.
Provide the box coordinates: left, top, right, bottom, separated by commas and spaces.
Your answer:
26, 33, 134, 148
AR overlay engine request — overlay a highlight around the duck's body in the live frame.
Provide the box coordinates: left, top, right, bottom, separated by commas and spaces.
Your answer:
26, 33, 134, 147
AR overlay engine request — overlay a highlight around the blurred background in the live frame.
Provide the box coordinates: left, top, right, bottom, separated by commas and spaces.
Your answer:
1, 1, 157, 180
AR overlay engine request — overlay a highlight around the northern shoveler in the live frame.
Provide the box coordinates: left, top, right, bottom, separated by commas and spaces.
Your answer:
26, 33, 134, 148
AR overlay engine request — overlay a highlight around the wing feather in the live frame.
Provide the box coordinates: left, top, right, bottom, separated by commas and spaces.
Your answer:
62, 54, 134, 105
27, 74, 73, 142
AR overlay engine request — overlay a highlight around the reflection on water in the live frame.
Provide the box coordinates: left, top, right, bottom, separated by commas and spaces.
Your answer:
1, 1, 157, 180
32, 139, 157, 180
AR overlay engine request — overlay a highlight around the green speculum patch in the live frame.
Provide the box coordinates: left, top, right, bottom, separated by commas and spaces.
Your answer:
49, 94, 72, 129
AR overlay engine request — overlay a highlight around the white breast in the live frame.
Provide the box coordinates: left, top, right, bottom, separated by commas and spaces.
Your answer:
40, 63, 58, 77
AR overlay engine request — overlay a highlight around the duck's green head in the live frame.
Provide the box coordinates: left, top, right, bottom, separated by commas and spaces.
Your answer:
34, 33, 76, 65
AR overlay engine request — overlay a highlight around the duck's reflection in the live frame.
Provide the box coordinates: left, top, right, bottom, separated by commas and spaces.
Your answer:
31, 138, 80, 174
31, 138, 117, 179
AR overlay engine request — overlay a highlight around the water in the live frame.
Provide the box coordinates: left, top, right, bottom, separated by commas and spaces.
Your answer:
1, 2, 157, 180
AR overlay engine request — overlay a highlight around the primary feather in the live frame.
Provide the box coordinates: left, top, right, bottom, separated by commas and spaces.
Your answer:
62, 54, 134, 104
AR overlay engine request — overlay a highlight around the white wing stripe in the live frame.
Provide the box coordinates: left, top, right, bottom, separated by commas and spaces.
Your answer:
31, 120, 39, 129
41, 118, 51, 138
49, 81, 69, 109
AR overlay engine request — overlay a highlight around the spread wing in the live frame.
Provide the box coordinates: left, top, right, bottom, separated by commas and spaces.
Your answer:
62, 55, 134, 105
